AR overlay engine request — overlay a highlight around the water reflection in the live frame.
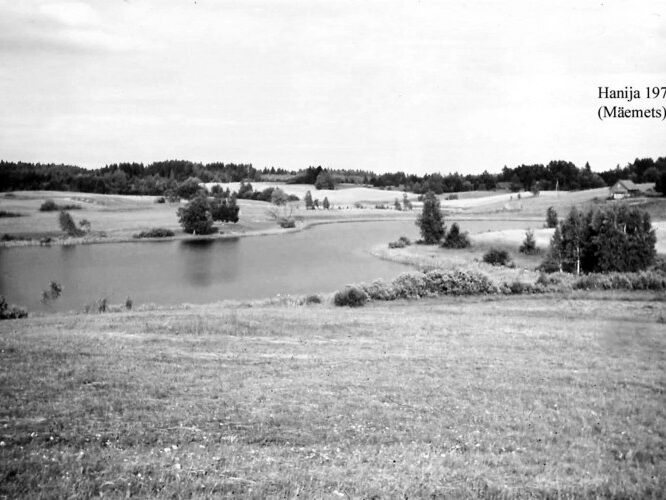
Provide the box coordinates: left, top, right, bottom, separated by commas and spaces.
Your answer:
178, 239, 240, 287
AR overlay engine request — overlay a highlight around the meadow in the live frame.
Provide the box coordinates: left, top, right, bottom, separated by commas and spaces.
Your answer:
1, 293, 665, 498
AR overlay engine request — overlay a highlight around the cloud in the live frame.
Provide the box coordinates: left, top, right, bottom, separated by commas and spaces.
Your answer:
0, 1, 143, 54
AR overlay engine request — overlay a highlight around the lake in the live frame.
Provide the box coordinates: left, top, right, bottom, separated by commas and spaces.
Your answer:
0, 219, 535, 312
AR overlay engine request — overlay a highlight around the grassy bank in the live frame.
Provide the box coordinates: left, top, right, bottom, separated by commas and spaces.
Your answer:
0, 191, 416, 247
1, 295, 665, 497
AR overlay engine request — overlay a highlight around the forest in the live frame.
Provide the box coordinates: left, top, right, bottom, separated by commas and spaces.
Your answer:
0, 156, 664, 196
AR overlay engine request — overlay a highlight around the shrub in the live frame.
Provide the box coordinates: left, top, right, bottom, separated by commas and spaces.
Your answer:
441, 223, 470, 249
134, 228, 175, 238
392, 273, 430, 299
155, 196, 166, 204
359, 279, 398, 301
84, 297, 108, 313
508, 280, 538, 294
79, 219, 91, 233
125, 297, 133, 310
0, 296, 28, 320
483, 248, 512, 266
519, 229, 540, 255
39, 199, 59, 211
416, 191, 445, 244
279, 218, 296, 228
333, 286, 369, 307
303, 294, 322, 304
41, 281, 63, 303
288, 194, 300, 202
388, 236, 411, 249
0, 210, 22, 217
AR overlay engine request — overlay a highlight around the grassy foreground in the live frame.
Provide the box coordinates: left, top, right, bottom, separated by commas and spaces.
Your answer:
1, 295, 665, 498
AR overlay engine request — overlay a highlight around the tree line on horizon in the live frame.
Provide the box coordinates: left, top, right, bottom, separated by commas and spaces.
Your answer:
1, 156, 664, 196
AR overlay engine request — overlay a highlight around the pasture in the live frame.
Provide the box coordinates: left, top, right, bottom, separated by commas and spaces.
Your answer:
1, 294, 665, 498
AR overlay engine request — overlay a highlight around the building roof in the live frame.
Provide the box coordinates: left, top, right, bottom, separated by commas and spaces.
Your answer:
613, 179, 639, 191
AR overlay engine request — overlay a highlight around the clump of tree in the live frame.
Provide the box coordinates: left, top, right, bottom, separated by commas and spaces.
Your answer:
543, 205, 656, 274
441, 223, 470, 249
210, 195, 239, 223
314, 170, 336, 190
176, 177, 205, 200
545, 207, 558, 228
416, 191, 445, 244
59, 211, 85, 237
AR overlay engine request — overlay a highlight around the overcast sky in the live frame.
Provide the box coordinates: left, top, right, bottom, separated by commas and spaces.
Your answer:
0, 0, 664, 174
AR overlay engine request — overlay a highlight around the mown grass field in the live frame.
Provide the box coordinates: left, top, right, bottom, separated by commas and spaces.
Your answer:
1, 294, 665, 498
0, 190, 414, 243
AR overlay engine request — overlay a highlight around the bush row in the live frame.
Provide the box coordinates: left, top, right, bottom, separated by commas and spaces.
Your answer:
40, 199, 81, 211
572, 271, 666, 291
334, 269, 502, 306
134, 228, 176, 238
333, 269, 666, 307
0, 296, 28, 319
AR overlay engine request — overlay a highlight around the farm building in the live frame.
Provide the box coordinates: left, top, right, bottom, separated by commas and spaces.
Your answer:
609, 179, 640, 199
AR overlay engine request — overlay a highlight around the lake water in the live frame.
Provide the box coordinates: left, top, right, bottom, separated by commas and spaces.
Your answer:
0, 219, 534, 312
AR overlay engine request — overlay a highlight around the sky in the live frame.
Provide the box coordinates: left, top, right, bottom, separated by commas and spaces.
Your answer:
0, 0, 664, 175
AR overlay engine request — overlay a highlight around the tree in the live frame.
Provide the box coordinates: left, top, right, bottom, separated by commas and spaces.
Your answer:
314, 171, 335, 190
416, 191, 445, 244
177, 194, 215, 234
394, 198, 402, 211
656, 171, 666, 196
304, 190, 314, 210
402, 192, 412, 210
519, 229, 539, 255
545, 207, 558, 228
559, 207, 587, 274
59, 211, 84, 237
441, 223, 470, 248
270, 187, 288, 206
176, 177, 204, 200
322, 197, 330, 209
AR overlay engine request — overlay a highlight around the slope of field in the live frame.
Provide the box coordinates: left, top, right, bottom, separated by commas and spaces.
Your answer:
1, 295, 664, 498
205, 182, 417, 206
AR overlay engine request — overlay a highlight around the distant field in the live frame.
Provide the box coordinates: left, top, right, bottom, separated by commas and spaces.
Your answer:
1, 294, 664, 497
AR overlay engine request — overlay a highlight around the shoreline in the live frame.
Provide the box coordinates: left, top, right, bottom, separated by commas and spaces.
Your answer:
0, 215, 418, 249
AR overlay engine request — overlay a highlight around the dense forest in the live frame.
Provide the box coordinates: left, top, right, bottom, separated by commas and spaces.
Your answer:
1, 156, 664, 196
